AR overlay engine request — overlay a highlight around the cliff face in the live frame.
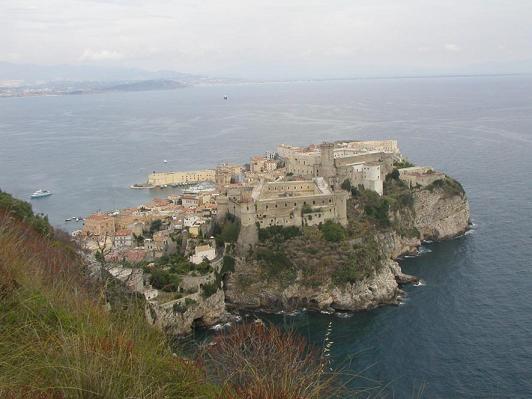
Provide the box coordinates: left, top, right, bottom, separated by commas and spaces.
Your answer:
412, 186, 470, 240
225, 183, 470, 313
385, 185, 470, 258
225, 258, 401, 312
145, 289, 226, 336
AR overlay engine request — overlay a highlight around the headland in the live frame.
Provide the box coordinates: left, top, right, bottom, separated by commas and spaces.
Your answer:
78, 139, 470, 335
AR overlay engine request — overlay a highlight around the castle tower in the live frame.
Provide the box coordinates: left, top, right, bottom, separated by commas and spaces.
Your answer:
215, 195, 229, 222
236, 201, 258, 253
319, 142, 336, 182
333, 189, 349, 226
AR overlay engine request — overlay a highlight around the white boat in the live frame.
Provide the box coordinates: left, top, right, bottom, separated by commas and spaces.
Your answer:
163, 159, 168, 163
30, 189, 52, 199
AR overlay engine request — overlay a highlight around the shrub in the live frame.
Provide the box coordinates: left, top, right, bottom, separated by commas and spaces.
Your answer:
255, 247, 296, 285
216, 216, 240, 245
394, 159, 415, 169
221, 255, 236, 274
149, 219, 163, 234
341, 179, 352, 192
201, 281, 219, 299
426, 177, 465, 197
319, 221, 346, 242
150, 269, 181, 292
332, 261, 362, 285
196, 259, 213, 275
387, 168, 400, 180
258, 225, 301, 242
359, 190, 390, 227
200, 323, 339, 399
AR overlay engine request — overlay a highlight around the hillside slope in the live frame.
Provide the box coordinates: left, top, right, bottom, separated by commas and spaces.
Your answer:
0, 191, 217, 398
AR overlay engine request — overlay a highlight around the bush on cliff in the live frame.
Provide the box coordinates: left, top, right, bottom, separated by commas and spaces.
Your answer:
393, 159, 415, 169
358, 189, 391, 227
0, 190, 52, 237
222, 255, 236, 274
200, 323, 341, 399
319, 220, 346, 242
150, 269, 182, 292
426, 177, 465, 197
258, 225, 301, 242
214, 213, 241, 245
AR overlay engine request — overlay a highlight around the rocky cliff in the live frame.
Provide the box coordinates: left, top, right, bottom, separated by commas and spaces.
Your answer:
225, 179, 470, 313
145, 289, 226, 336
225, 258, 403, 312
384, 182, 470, 258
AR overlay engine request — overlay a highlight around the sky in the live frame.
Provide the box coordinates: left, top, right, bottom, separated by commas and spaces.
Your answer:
1, 0, 532, 79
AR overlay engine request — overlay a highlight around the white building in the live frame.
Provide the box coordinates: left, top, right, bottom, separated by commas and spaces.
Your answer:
114, 229, 133, 248
181, 194, 200, 208
351, 163, 383, 195
189, 244, 216, 264
184, 215, 202, 227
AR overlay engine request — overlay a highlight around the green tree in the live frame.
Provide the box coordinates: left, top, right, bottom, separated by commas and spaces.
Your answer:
319, 221, 346, 242
341, 179, 352, 192
149, 219, 162, 234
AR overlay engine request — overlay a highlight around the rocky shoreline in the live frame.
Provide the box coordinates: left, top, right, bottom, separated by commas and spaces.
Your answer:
91, 180, 470, 335
223, 184, 470, 315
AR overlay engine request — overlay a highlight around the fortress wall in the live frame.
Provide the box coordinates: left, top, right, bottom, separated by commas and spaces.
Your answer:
147, 169, 216, 186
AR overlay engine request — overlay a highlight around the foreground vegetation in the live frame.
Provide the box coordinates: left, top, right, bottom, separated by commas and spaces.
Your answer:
1, 191, 343, 398
0, 192, 217, 398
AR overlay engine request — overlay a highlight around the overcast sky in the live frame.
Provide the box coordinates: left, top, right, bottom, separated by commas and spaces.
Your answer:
2, 0, 532, 79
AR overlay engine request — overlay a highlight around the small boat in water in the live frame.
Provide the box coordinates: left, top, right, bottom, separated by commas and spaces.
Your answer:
30, 189, 52, 199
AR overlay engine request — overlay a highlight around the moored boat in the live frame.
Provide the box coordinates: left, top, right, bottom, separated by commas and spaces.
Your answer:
30, 189, 52, 199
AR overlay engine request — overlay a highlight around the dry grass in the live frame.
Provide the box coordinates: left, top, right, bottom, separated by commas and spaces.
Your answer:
0, 209, 217, 398
199, 322, 351, 399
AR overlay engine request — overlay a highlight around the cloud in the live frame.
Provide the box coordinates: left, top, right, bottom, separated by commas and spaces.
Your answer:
2, 0, 532, 78
79, 49, 124, 62
444, 43, 461, 52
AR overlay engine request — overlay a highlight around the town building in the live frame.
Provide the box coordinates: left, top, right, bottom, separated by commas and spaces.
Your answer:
399, 167, 445, 188
181, 194, 200, 208
250, 155, 278, 174
114, 229, 133, 248
189, 243, 216, 264
82, 213, 115, 237
147, 169, 216, 187
280, 140, 400, 195
217, 177, 348, 229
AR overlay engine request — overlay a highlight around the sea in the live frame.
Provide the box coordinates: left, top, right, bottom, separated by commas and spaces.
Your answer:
1, 76, 532, 398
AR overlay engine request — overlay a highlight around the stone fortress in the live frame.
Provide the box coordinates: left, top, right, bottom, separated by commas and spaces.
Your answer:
216, 139, 402, 239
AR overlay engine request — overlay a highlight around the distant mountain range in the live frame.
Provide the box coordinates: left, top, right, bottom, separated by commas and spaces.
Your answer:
0, 62, 238, 97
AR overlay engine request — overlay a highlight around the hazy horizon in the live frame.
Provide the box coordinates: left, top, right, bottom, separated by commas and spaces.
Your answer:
2, 0, 532, 81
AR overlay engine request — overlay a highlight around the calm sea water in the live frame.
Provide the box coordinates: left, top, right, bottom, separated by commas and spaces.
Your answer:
1, 76, 532, 397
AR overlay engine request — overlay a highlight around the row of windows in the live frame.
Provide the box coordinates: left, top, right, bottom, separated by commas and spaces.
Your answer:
267, 184, 313, 191
262, 198, 332, 210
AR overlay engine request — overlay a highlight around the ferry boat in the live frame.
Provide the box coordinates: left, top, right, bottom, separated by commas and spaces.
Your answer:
30, 189, 52, 199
